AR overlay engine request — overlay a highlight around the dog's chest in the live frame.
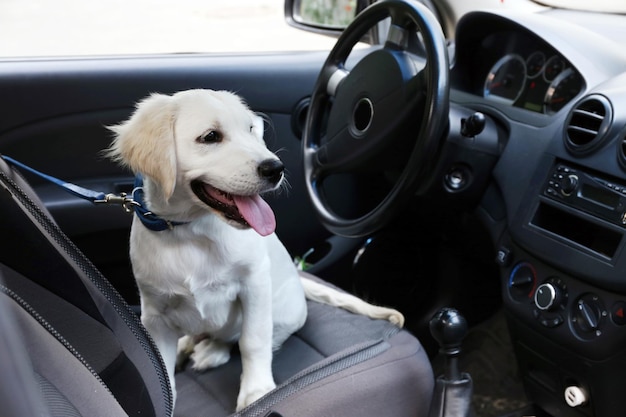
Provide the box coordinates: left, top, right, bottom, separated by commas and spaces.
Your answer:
186, 275, 243, 335
133, 224, 260, 336
170, 247, 249, 332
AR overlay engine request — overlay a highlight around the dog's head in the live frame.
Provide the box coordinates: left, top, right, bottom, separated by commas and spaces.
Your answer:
107, 89, 284, 236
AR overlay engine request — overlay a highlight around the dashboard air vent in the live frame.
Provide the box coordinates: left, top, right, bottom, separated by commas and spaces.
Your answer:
564, 95, 612, 155
618, 129, 626, 171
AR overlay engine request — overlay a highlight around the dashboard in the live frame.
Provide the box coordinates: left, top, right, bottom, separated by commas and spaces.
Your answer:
446, 9, 626, 417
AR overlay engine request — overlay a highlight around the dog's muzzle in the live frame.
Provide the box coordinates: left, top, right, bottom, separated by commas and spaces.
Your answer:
191, 159, 284, 237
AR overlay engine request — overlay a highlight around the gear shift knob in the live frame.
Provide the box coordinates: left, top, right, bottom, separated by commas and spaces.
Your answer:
430, 308, 468, 352
430, 308, 468, 381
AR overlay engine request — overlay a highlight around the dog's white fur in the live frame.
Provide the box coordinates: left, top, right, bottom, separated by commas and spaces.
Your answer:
107, 89, 404, 412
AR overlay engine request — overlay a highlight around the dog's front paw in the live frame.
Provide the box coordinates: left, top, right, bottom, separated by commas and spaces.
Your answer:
176, 335, 195, 371
236, 381, 276, 411
190, 339, 231, 371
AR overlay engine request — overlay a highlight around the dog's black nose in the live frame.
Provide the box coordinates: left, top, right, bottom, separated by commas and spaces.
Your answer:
258, 159, 284, 184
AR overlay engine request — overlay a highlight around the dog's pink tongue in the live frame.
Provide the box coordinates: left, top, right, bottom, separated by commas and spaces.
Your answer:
233, 194, 276, 236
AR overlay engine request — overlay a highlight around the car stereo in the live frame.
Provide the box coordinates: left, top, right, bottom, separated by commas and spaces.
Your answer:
543, 163, 626, 228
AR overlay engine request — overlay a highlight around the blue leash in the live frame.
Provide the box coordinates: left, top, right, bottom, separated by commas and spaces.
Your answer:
1, 155, 185, 232
2, 155, 108, 203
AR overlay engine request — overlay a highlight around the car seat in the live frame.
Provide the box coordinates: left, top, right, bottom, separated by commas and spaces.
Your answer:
0, 155, 434, 417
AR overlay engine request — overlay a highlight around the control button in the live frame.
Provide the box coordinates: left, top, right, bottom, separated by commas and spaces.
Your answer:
535, 283, 561, 311
546, 314, 563, 327
539, 316, 563, 328
495, 246, 512, 267
564, 386, 588, 407
534, 309, 564, 328
560, 174, 578, 196
610, 301, 626, 325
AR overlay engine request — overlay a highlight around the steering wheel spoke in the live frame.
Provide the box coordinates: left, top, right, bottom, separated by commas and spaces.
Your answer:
326, 67, 350, 97
385, 23, 411, 50
303, 0, 449, 237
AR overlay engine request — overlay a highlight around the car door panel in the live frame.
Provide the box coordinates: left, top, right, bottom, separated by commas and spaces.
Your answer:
0, 52, 361, 304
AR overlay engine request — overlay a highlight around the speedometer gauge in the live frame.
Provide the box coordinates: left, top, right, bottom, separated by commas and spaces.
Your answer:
526, 51, 545, 79
543, 55, 566, 82
484, 54, 527, 105
544, 68, 584, 115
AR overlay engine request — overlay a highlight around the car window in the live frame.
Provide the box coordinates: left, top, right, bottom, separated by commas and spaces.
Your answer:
0, 0, 338, 58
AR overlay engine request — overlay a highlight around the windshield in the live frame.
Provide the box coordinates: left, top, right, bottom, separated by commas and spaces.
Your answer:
2, 0, 625, 59
0, 0, 336, 58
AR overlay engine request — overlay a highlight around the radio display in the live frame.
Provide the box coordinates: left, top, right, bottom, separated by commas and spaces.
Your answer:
580, 183, 620, 208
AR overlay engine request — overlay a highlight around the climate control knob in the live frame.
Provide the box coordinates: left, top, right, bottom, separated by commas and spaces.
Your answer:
509, 262, 537, 302
571, 294, 606, 338
535, 283, 559, 310
535, 282, 564, 311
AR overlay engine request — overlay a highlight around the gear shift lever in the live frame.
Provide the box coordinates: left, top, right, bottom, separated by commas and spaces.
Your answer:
430, 307, 468, 381
428, 308, 473, 417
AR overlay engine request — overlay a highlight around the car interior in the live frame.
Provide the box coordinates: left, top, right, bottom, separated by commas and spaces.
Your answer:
1, 0, 626, 416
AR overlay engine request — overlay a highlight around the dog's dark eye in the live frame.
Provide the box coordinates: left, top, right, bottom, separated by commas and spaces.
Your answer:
250, 125, 254, 132
197, 130, 222, 144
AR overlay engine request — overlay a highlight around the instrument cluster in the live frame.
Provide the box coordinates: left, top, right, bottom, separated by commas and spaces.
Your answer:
483, 50, 583, 115
452, 27, 585, 115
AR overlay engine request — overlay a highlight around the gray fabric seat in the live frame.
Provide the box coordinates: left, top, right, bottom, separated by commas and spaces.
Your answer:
175, 296, 434, 416
0, 156, 434, 417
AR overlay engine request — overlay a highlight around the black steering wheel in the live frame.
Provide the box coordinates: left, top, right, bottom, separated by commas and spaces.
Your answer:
303, 0, 450, 238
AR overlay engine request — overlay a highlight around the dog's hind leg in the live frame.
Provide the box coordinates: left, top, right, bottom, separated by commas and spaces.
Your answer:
300, 276, 405, 327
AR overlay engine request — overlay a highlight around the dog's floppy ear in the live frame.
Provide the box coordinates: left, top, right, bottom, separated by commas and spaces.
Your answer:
107, 93, 178, 199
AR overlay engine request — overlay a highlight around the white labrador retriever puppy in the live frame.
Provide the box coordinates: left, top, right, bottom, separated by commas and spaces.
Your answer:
107, 89, 403, 412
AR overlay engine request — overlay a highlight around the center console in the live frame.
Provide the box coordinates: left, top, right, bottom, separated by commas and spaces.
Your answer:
497, 158, 626, 417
